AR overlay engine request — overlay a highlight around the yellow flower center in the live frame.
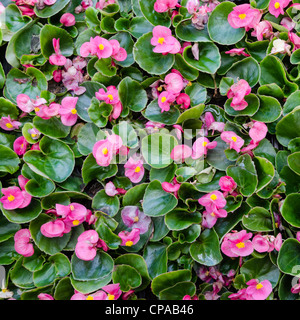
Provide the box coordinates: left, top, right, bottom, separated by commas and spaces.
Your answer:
161, 96, 167, 103
125, 240, 134, 247
202, 141, 208, 147
107, 94, 114, 101
256, 283, 264, 290
187, 81, 192, 86
86, 295, 94, 300
231, 136, 237, 142
31, 133, 37, 138
135, 166, 141, 173
210, 194, 217, 201
35, 107, 40, 112
236, 242, 245, 249
274, 2, 280, 9
275, 222, 278, 228
72, 220, 80, 226
157, 86, 163, 92
5, 123, 13, 129
71, 108, 77, 114
133, 216, 139, 223
2, 289, 8, 293
70, 205, 75, 211
102, 147, 108, 155
108, 294, 115, 300
158, 37, 165, 45
99, 44, 105, 50
211, 212, 216, 217
239, 13, 246, 20
8, 194, 15, 202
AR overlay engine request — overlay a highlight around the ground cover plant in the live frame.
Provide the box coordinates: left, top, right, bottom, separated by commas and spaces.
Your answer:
0, 0, 300, 301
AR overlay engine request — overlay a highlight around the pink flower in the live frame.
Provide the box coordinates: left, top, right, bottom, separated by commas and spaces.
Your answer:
249, 121, 268, 143
162, 178, 181, 198
154, 0, 178, 13
145, 121, 165, 134
121, 206, 151, 234
202, 209, 227, 229
28, 128, 40, 140
228, 288, 249, 300
245, 279, 272, 300
227, 79, 251, 111
93, 140, 114, 167
198, 190, 227, 212
96, 0, 116, 10
38, 293, 54, 300
219, 176, 237, 194
102, 284, 122, 300
191, 5, 211, 30
274, 233, 282, 251
96, 86, 120, 104
164, 72, 184, 94
14, 229, 34, 257
228, 4, 262, 30
118, 228, 140, 247
252, 234, 274, 253
53, 70, 62, 82
191, 137, 217, 159
124, 154, 144, 184
44, 0, 57, 5
221, 230, 253, 257
49, 38, 67, 66
35, 102, 60, 120
176, 93, 191, 109
151, 26, 181, 55
173, 124, 184, 140
109, 39, 127, 62
75, 230, 100, 261
56, 203, 88, 227
40, 219, 68, 238
0, 116, 21, 131
105, 181, 119, 196
225, 48, 250, 57
221, 131, 244, 153
13, 136, 29, 156
269, 0, 291, 18
251, 21, 273, 41
289, 32, 300, 52
71, 290, 108, 300
291, 279, 300, 294
170, 144, 192, 163
280, 17, 296, 31
80, 36, 113, 59
158, 91, 176, 112
182, 295, 198, 300
16, 94, 47, 113
187, 0, 199, 14
58, 97, 79, 126
60, 13, 76, 27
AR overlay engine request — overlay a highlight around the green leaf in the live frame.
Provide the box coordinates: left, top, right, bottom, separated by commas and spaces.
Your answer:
35, 0, 71, 18
159, 282, 196, 300
190, 228, 222, 266
176, 19, 210, 42
88, 98, 113, 128
278, 239, 300, 276
242, 207, 273, 232
207, 1, 245, 45
253, 156, 275, 192
122, 183, 148, 206
281, 193, 300, 227
10, 257, 34, 289
165, 209, 202, 231
138, 0, 171, 27
0, 214, 20, 243
24, 136, 75, 183
143, 242, 168, 279
133, 32, 175, 75
33, 116, 71, 139
92, 189, 120, 217
0, 145, 20, 174
288, 152, 300, 175
112, 121, 139, 148
276, 108, 300, 147
251, 95, 282, 123
142, 180, 178, 217
0, 238, 20, 265
112, 264, 142, 292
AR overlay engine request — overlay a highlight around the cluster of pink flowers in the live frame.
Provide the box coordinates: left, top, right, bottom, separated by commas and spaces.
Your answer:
154, 70, 191, 112
229, 279, 272, 300
154, 0, 179, 13
151, 26, 181, 55
80, 36, 127, 61
11, 0, 56, 17
40, 203, 90, 238
227, 79, 251, 111
0, 175, 32, 210
53, 56, 87, 95
16, 94, 79, 127
95, 86, 123, 120
199, 191, 227, 229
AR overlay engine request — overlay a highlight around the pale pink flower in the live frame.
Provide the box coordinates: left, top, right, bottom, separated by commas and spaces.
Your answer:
289, 32, 300, 52
221, 131, 244, 153
162, 177, 181, 198
173, 124, 184, 140
151, 26, 181, 55
228, 288, 249, 300
221, 230, 253, 257
71, 290, 107, 300
0, 116, 21, 131
118, 228, 140, 247
251, 21, 273, 41
274, 233, 282, 251
16, 94, 47, 113
249, 121, 268, 143
56, 203, 88, 227
245, 279, 272, 300
227, 79, 251, 111
60, 13, 76, 27
158, 91, 176, 112
191, 137, 217, 159
13, 136, 29, 156
228, 4, 262, 30
145, 121, 165, 134
53, 69, 62, 82
35, 103, 60, 120
124, 154, 144, 184
252, 234, 274, 253
291, 279, 300, 294
225, 48, 250, 57
38, 293, 54, 300
186, 0, 199, 14
105, 181, 119, 196
280, 17, 296, 31
14, 229, 34, 257
58, 97, 79, 126
202, 208, 227, 229
170, 144, 192, 162
96, 0, 115, 10
191, 5, 211, 30
44, 0, 57, 5
121, 206, 151, 234
49, 38, 67, 66
269, 0, 291, 18
154, 0, 178, 13
93, 140, 114, 167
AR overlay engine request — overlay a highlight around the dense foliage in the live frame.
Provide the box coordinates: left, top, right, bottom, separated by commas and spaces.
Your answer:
0, 0, 300, 301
